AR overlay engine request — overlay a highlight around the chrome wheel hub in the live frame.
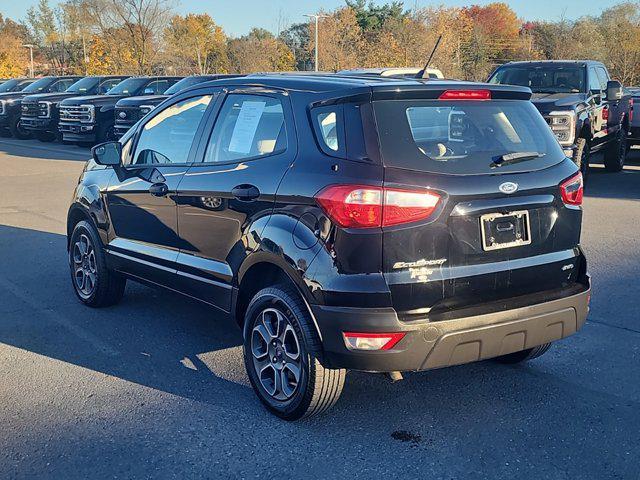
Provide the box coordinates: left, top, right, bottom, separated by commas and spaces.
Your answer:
251, 307, 302, 401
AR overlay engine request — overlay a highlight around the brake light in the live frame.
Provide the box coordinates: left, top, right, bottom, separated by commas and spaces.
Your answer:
439, 89, 491, 100
316, 185, 441, 228
560, 172, 583, 206
343, 332, 406, 351
602, 106, 609, 121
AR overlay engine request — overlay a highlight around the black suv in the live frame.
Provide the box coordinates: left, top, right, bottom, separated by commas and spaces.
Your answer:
59, 76, 181, 145
67, 74, 590, 420
0, 76, 81, 139
113, 75, 243, 139
20, 75, 129, 142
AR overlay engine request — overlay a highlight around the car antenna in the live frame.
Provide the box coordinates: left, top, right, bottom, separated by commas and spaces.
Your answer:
419, 35, 442, 79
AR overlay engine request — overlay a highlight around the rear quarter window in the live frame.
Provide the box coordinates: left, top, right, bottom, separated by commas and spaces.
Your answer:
373, 99, 566, 175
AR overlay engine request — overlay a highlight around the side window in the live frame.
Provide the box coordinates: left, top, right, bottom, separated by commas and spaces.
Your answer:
129, 95, 212, 166
311, 105, 345, 157
588, 68, 601, 93
596, 68, 609, 91
203, 94, 287, 163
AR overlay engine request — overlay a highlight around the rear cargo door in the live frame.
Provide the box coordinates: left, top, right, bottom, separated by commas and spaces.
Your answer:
373, 95, 584, 316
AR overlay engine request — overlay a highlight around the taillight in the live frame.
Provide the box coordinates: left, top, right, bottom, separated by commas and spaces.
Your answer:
343, 332, 406, 351
439, 89, 491, 100
316, 185, 441, 228
602, 106, 609, 121
560, 172, 583, 206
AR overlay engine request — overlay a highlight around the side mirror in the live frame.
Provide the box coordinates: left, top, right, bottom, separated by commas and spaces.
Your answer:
92, 141, 122, 166
606, 80, 623, 101
143, 87, 154, 95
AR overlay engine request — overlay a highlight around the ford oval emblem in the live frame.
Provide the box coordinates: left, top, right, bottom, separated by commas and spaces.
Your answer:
118, 111, 127, 119
499, 182, 518, 194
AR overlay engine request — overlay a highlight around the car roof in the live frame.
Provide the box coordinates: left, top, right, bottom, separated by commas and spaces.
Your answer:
500, 60, 603, 67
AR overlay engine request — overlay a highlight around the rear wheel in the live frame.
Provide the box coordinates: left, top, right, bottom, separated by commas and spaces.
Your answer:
494, 343, 552, 364
69, 220, 126, 307
573, 137, 590, 181
243, 284, 346, 420
8, 117, 31, 140
604, 128, 627, 172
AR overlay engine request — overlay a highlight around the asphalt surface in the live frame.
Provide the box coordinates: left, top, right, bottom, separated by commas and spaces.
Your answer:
0, 137, 639, 479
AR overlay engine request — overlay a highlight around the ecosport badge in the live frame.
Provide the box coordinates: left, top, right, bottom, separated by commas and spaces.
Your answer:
499, 182, 518, 194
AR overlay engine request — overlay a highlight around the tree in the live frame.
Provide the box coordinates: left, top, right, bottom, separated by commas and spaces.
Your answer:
228, 28, 294, 74
279, 22, 312, 71
164, 13, 228, 74
309, 7, 364, 71
0, 15, 29, 77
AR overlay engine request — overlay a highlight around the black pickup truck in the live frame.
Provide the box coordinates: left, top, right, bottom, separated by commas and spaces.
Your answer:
113, 74, 242, 138
58, 76, 181, 146
21, 76, 128, 142
488, 60, 632, 174
0, 76, 81, 139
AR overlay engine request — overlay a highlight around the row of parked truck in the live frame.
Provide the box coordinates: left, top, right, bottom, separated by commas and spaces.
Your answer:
0, 61, 638, 175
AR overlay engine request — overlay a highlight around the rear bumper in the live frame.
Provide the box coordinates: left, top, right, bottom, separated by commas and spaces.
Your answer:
312, 279, 590, 372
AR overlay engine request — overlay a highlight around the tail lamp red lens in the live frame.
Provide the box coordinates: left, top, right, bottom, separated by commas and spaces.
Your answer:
316, 185, 441, 228
439, 89, 491, 100
342, 332, 406, 351
560, 172, 584, 206
602, 106, 609, 121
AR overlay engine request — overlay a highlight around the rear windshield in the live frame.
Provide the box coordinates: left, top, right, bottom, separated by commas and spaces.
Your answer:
373, 99, 565, 175
489, 65, 586, 94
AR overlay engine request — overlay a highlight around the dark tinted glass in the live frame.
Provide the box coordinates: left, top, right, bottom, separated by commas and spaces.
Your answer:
66, 77, 100, 93
0, 79, 20, 93
489, 65, 586, 93
107, 78, 148, 95
373, 99, 565, 175
164, 77, 213, 95
22, 77, 55, 93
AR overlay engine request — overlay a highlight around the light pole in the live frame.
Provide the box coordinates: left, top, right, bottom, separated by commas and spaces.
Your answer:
304, 14, 328, 72
23, 44, 35, 78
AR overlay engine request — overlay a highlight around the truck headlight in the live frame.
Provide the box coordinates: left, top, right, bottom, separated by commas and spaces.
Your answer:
546, 111, 576, 146
38, 101, 52, 118
81, 104, 95, 123
139, 105, 155, 115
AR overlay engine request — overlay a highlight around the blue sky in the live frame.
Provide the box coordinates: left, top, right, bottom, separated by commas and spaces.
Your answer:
2, 0, 627, 36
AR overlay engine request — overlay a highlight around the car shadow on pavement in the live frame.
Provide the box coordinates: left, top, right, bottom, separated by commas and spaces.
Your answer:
0, 138, 90, 162
586, 149, 640, 200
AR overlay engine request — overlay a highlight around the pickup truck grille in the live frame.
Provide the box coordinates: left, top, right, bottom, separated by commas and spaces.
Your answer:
115, 106, 140, 126
60, 105, 92, 123
21, 102, 40, 118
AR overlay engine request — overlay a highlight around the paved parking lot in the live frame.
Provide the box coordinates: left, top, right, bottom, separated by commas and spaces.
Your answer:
0, 137, 639, 479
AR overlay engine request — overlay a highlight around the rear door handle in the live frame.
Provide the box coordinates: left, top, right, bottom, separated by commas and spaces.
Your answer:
149, 182, 168, 197
232, 184, 260, 201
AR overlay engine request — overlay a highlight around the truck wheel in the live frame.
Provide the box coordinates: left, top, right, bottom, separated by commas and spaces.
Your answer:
604, 129, 627, 172
35, 131, 56, 143
573, 138, 590, 180
97, 123, 116, 144
243, 284, 346, 420
494, 343, 552, 364
69, 220, 126, 307
8, 117, 31, 140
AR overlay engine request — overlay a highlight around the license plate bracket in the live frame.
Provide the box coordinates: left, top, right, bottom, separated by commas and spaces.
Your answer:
480, 210, 531, 251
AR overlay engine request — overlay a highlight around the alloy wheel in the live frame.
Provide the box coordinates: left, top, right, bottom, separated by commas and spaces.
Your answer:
72, 233, 98, 298
250, 307, 302, 401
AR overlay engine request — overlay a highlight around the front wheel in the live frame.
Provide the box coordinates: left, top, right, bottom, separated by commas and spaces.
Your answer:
8, 117, 31, 140
604, 129, 627, 172
243, 284, 346, 420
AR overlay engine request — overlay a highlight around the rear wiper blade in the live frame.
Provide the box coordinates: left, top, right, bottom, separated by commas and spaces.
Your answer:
490, 152, 544, 169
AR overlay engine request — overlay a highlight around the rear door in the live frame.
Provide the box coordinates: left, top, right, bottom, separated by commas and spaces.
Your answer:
373, 93, 584, 316
105, 93, 215, 285
588, 66, 608, 148
174, 88, 296, 311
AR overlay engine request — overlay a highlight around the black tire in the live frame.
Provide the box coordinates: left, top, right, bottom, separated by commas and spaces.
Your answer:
8, 116, 31, 140
97, 122, 115, 144
243, 284, 346, 420
35, 131, 56, 143
494, 343, 552, 364
572, 137, 590, 181
69, 220, 126, 308
604, 128, 627, 172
